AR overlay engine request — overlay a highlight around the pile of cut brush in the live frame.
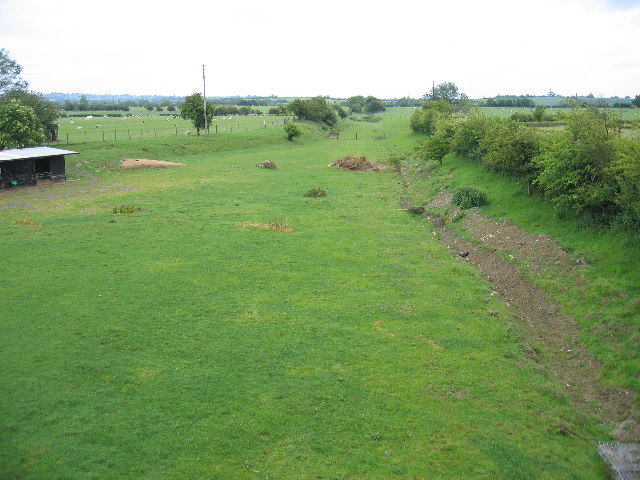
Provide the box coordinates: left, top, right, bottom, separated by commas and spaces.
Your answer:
330, 156, 383, 172
257, 160, 277, 169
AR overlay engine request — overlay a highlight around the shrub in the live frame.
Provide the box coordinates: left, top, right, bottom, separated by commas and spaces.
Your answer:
410, 100, 452, 135
452, 187, 488, 209
113, 204, 136, 214
287, 97, 337, 126
480, 120, 540, 180
284, 123, 302, 141
510, 112, 535, 122
416, 119, 455, 165
304, 188, 327, 197
534, 108, 620, 219
450, 114, 492, 161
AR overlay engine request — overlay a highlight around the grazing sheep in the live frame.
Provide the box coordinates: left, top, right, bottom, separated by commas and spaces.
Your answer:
185, 130, 192, 135
86, 115, 93, 120
77, 126, 83, 130
95, 124, 101, 129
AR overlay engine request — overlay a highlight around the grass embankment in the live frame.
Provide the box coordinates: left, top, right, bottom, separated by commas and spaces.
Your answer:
0, 110, 625, 478
401, 153, 640, 395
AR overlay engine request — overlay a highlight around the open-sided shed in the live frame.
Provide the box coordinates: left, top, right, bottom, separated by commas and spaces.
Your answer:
0, 146, 77, 189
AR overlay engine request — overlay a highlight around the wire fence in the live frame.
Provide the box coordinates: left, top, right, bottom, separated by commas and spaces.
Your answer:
52, 116, 293, 145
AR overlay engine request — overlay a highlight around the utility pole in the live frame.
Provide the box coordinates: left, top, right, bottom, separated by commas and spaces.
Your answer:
203, 65, 208, 135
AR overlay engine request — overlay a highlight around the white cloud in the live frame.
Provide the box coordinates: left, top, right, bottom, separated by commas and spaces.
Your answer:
0, 0, 638, 98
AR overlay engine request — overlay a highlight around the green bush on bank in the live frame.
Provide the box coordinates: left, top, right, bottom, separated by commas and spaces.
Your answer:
414, 106, 640, 233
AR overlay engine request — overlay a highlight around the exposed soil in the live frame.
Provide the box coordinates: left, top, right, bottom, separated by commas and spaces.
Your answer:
0, 182, 139, 210
120, 158, 185, 169
420, 189, 639, 443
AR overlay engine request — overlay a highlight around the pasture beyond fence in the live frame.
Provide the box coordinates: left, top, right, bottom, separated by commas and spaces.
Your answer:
52, 115, 293, 145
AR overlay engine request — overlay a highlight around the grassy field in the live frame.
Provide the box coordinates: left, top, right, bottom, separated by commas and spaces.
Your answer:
0, 110, 634, 478
478, 106, 640, 122
55, 107, 293, 144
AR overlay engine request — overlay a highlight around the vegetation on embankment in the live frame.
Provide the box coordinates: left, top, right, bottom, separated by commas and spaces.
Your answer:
402, 150, 639, 398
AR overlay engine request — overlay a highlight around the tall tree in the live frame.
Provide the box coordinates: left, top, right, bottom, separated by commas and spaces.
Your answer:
287, 97, 337, 126
364, 96, 386, 113
424, 82, 469, 109
2, 90, 60, 141
0, 49, 28, 94
410, 99, 452, 135
180, 93, 213, 135
0, 99, 46, 149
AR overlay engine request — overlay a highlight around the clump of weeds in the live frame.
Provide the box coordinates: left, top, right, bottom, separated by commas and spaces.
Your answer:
113, 204, 137, 214
304, 188, 327, 197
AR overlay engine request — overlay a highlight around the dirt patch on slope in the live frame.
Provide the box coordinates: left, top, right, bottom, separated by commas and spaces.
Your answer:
120, 159, 185, 169
424, 190, 639, 442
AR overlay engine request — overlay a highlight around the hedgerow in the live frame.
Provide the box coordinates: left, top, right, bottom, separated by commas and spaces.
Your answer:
415, 106, 640, 232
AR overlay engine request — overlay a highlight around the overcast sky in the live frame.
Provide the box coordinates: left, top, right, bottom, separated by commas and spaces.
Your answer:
1, 0, 639, 99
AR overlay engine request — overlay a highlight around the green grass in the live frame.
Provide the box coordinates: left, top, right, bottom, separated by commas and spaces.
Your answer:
414, 153, 640, 393
55, 108, 293, 145
478, 106, 640, 122
0, 110, 624, 479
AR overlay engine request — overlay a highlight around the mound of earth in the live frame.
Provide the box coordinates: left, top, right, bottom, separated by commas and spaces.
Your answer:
120, 159, 185, 169
331, 156, 383, 172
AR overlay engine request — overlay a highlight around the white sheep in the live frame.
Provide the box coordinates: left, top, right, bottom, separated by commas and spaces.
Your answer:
185, 130, 192, 135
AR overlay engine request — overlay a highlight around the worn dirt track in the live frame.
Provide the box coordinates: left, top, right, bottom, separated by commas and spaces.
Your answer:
421, 189, 639, 443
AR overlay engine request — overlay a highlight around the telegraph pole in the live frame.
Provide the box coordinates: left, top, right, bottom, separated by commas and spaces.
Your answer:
203, 65, 208, 135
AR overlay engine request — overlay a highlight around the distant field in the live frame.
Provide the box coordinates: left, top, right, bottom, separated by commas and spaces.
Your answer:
55, 107, 292, 144
1, 109, 637, 479
479, 106, 640, 121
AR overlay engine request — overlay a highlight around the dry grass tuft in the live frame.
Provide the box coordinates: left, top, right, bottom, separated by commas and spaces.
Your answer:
238, 219, 293, 233
14, 217, 37, 225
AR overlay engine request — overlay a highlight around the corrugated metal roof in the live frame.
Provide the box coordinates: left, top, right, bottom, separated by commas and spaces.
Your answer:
0, 146, 78, 162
